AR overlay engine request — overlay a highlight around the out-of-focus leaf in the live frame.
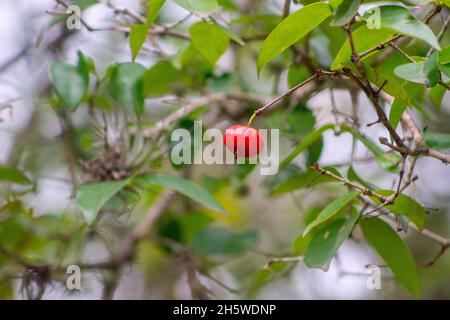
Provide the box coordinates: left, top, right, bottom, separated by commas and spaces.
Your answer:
50, 51, 89, 111
257, 2, 332, 75
137, 173, 226, 214
347, 166, 376, 190
210, 17, 245, 45
75, 180, 129, 226
173, 0, 218, 14
330, 0, 360, 26
389, 98, 407, 129
304, 208, 360, 268
303, 191, 361, 236
280, 124, 334, 168
129, 24, 150, 61
189, 22, 229, 64
109, 62, 146, 114
360, 217, 421, 298
287, 64, 311, 88
331, 26, 395, 70
190, 226, 259, 257
362, 5, 440, 50
439, 45, 450, 64
247, 261, 289, 299
0, 166, 31, 185
143, 60, 190, 96
272, 167, 340, 195
424, 132, 450, 151
429, 84, 447, 109
372, 190, 426, 230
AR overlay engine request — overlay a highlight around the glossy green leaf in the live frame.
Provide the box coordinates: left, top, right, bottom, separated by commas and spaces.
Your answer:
389, 98, 407, 129
372, 190, 426, 230
189, 22, 229, 64
137, 173, 226, 213
424, 132, 450, 151
190, 226, 259, 257
272, 167, 341, 195
173, 0, 218, 14
76, 180, 129, 226
0, 166, 31, 185
360, 217, 421, 298
257, 2, 332, 75
330, 0, 360, 26
331, 26, 395, 70
363, 5, 440, 50
304, 208, 360, 268
303, 191, 361, 236
49, 51, 89, 111
110, 62, 146, 114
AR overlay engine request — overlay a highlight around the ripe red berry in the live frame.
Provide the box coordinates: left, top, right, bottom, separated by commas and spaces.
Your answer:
223, 125, 264, 158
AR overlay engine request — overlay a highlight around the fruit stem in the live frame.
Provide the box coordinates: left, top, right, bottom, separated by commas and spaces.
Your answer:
247, 113, 257, 126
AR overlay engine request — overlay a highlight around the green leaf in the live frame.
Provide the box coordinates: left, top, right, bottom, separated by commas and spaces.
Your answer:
360, 217, 421, 298
394, 55, 439, 88
304, 208, 360, 268
424, 132, 450, 151
76, 180, 129, 226
331, 25, 395, 70
190, 226, 259, 257
49, 51, 89, 111
143, 60, 190, 96
147, 0, 165, 23
257, 2, 332, 75
272, 167, 340, 195
330, 0, 360, 26
389, 98, 407, 129
210, 17, 245, 45
280, 124, 400, 171
364, 64, 409, 103
0, 166, 31, 185
347, 166, 376, 190
129, 24, 149, 61
247, 261, 288, 299
189, 22, 229, 65
372, 190, 426, 230
173, 0, 218, 14
303, 191, 361, 236
423, 52, 439, 87
363, 5, 440, 50
429, 83, 447, 109
137, 173, 226, 213
438, 45, 450, 65
287, 64, 311, 88
280, 124, 334, 168
109, 62, 146, 114
129, 0, 165, 60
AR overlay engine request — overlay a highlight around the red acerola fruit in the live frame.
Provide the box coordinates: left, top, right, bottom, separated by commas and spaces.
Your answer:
223, 125, 264, 158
